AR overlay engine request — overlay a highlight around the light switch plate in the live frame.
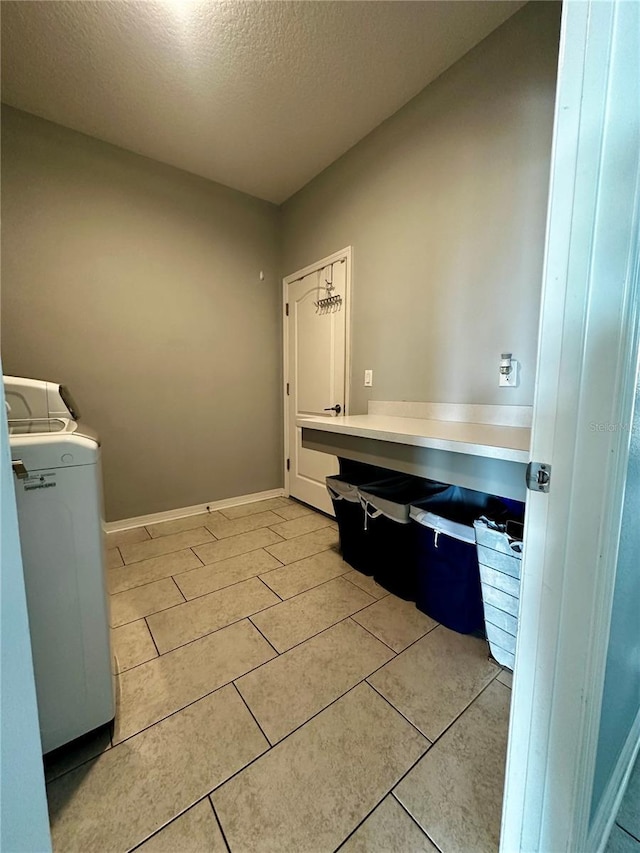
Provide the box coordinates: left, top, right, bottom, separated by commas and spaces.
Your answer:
364, 369, 373, 387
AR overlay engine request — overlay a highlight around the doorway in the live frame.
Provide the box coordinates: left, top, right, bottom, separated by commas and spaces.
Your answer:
283, 247, 351, 514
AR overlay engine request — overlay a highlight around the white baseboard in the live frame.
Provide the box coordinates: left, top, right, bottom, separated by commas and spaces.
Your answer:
103, 488, 286, 533
589, 705, 640, 853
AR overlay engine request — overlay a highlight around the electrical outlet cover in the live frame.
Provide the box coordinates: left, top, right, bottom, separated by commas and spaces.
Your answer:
499, 361, 519, 387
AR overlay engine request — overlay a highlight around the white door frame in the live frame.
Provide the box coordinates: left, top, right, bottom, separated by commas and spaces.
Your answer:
282, 246, 352, 496
501, 2, 640, 851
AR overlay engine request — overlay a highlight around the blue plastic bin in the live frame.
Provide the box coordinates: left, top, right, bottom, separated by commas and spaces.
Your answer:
326, 465, 395, 575
358, 476, 447, 599
410, 486, 505, 633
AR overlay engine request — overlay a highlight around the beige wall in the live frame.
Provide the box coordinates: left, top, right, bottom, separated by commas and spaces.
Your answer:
1, 4, 559, 520
281, 3, 561, 413
1, 107, 282, 521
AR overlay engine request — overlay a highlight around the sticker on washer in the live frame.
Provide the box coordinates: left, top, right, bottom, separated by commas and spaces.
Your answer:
24, 472, 57, 491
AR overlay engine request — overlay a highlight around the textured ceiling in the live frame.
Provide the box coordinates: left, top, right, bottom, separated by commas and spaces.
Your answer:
1, 1, 525, 203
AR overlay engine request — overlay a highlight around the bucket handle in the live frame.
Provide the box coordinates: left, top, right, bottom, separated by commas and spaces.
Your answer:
360, 498, 382, 531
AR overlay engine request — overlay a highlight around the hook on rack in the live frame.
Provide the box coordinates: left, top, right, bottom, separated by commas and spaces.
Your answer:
314, 264, 342, 314
315, 293, 343, 314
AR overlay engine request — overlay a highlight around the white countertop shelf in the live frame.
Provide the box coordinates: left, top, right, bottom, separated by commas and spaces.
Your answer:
296, 414, 531, 464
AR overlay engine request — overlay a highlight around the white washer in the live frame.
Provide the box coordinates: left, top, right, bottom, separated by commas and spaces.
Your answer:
9, 416, 115, 753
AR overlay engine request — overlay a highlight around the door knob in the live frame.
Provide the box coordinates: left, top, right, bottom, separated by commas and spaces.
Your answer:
323, 404, 342, 414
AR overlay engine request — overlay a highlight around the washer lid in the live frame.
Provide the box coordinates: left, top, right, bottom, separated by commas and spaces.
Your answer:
9, 418, 99, 469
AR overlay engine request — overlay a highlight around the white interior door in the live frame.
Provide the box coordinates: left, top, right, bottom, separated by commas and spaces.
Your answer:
285, 251, 349, 514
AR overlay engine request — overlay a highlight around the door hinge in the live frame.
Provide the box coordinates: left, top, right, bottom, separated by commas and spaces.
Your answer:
526, 461, 551, 493
286, 383, 290, 395
285, 303, 289, 316
286, 458, 290, 472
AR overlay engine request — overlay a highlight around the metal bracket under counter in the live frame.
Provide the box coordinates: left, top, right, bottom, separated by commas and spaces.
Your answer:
299, 412, 531, 502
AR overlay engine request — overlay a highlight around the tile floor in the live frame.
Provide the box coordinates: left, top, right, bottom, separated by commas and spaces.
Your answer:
44, 496, 512, 853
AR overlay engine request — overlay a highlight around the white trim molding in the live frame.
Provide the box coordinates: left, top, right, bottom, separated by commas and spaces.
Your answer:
501, 3, 640, 852
103, 488, 286, 533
